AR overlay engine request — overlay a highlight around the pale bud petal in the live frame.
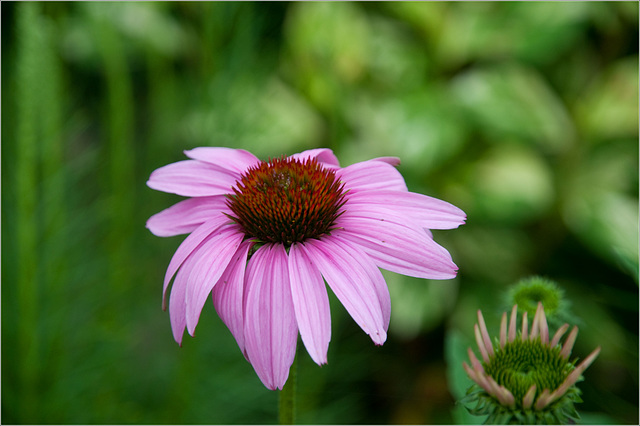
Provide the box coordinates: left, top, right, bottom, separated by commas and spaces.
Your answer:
522, 311, 528, 340
522, 384, 537, 409
500, 312, 507, 348
560, 326, 578, 359
550, 323, 570, 348
474, 324, 490, 363
535, 388, 552, 410
467, 347, 485, 374
538, 303, 549, 344
477, 309, 494, 357
508, 304, 518, 342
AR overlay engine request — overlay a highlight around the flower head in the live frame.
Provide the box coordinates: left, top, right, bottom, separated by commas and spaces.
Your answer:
462, 303, 601, 424
147, 147, 465, 390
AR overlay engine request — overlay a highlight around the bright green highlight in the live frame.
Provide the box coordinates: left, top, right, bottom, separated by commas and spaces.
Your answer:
508, 277, 565, 319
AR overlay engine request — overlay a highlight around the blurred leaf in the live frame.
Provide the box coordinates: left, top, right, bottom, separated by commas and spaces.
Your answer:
283, 2, 369, 111
452, 63, 576, 153
436, 2, 593, 68
445, 330, 487, 424
561, 140, 639, 280
456, 145, 555, 224
575, 57, 639, 143
342, 87, 467, 174
386, 272, 459, 339
181, 76, 324, 158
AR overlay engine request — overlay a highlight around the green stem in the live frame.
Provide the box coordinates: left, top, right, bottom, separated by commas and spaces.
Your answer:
279, 350, 298, 425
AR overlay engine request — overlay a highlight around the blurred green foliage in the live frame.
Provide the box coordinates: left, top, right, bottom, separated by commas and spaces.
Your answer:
2, 1, 637, 424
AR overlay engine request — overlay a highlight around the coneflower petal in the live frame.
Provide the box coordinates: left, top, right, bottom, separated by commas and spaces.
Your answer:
212, 241, 253, 354
550, 323, 570, 348
303, 237, 387, 345
184, 147, 260, 174
244, 244, 298, 390
475, 324, 491, 363
500, 312, 507, 348
477, 310, 494, 357
508, 304, 518, 343
288, 243, 332, 366
522, 384, 537, 409
147, 160, 240, 197
560, 326, 579, 359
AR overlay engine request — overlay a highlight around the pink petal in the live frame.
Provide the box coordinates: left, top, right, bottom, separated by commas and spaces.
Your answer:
243, 244, 298, 390
499, 312, 507, 348
560, 326, 578, 359
146, 195, 230, 237
508, 305, 518, 343
183, 147, 260, 174
332, 235, 390, 330
184, 227, 246, 335
303, 237, 387, 345
474, 324, 490, 363
372, 157, 401, 166
162, 214, 231, 309
288, 243, 331, 365
337, 160, 408, 193
168, 250, 197, 345
147, 160, 239, 197
337, 212, 458, 279
522, 384, 537, 409
346, 190, 466, 230
477, 310, 494, 357
212, 240, 253, 354
289, 148, 340, 167
550, 323, 570, 348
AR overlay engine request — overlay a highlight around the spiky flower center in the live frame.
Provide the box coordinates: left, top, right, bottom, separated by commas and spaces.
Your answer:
485, 338, 573, 404
226, 157, 347, 245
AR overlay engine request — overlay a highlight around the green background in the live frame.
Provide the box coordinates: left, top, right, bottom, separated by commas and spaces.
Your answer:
2, 1, 638, 424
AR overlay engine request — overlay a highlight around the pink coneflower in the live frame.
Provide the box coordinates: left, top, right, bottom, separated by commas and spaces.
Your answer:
462, 303, 601, 424
147, 147, 465, 390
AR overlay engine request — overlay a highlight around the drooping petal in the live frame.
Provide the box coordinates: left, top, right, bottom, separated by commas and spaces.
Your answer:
346, 190, 466, 230
212, 240, 253, 354
146, 195, 231, 237
162, 214, 231, 308
184, 147, 260, 174
168, 249, 197, 345
289, 243, 331, 365
147, 160, 239, 197
303, 237, 387, 345
332, 235, 390, 330
337, 215, 458, 279
337, 159, 408, 193
184, 226, 246, 335
244, 244, 298, 390
289, 148, 340, 167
